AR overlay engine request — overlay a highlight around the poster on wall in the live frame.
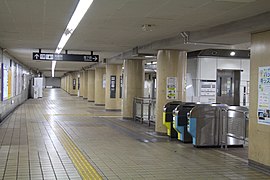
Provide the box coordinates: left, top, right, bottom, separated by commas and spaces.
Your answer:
166, 77, 177, 100
102, 74, 106, 88
257, 66, 270, 125
8, 67, 12, 98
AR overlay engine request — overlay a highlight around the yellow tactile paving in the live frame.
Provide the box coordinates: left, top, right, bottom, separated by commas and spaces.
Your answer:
44, 114, 102, 180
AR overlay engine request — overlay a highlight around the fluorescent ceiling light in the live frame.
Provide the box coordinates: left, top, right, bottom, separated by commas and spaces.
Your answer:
53, 0, 94, 77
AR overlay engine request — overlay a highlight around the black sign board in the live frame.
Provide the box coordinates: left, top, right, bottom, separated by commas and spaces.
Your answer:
78, 78, 80, 90
120, 75, 123, 98
73, 79, 76, 90
33, 52, 99, 62
110, 75, 116, 98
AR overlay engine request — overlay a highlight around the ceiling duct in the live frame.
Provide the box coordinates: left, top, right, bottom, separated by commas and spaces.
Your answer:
131, 47, 156, 59
180, 31, 232, 47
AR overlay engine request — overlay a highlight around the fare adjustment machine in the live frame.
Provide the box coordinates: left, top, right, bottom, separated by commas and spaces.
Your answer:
163, 101, 182, 139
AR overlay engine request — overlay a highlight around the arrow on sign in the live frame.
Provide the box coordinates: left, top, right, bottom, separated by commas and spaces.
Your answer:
34, 54, 39, 59
93, 56, 97, 61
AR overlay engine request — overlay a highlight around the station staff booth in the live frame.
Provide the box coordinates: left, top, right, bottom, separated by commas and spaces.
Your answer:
186, 49, 250, 106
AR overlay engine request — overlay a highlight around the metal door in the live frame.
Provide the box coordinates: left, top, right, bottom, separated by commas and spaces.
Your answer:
216, 70, 240, 105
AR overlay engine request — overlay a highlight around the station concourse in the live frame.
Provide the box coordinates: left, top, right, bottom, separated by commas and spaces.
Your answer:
0, 0, 270, 179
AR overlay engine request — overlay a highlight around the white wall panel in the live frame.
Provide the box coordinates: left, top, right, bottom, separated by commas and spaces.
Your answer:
240, 59, 250, 81
199, 58, 217, 80
217, 58, 241, 70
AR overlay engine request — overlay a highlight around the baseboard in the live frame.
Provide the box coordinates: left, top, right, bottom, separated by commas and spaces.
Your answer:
123, 117, 133, 120
95, 104, 105, 106
249, 159, 270, 175
105, 109, 121, 112
155, 132, 167, 136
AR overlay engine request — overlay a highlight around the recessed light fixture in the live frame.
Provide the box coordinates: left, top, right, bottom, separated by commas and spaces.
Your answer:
230, 51, 236, 56
141, 24, 155, 32
52, 0, 94, 77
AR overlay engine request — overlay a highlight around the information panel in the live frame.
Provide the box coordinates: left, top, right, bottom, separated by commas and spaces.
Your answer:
110, 75, 116, 98
166, 77, 177, 100
257, 66, 270, 125
119, 75, 123, 98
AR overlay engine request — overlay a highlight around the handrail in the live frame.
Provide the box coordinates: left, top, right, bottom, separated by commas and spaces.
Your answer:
133, 97, 156, 126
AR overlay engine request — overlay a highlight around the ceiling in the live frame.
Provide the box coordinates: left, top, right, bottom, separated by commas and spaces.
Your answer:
1, 0, 270, 77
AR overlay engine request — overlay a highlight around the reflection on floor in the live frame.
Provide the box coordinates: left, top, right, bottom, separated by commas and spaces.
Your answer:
0, 88, 269, 179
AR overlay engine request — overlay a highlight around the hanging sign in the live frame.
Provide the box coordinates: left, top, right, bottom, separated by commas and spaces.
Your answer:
166, 77, 177, 100
33, 52, 99, 62
257, 66, 270, 125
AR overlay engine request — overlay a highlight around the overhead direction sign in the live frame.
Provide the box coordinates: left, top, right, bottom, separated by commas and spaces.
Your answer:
32, 52, 99, 62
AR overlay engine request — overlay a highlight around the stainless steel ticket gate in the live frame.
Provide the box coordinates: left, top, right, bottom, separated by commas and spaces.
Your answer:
187, 104, 248, 147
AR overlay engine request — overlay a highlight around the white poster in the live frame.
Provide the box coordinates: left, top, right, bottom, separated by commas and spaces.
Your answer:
2, 64, 9, 100
102, 74, 106, 88
166, 77, 177, 100
257, 66, 270, 125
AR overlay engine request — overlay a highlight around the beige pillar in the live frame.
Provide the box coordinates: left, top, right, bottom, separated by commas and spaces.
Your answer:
79, 72, 83, 97
87, 70, 95, 102
155, 50, 187, 133
67, 74, 71, 93
248, 30, 270, 170
105, 64, 123, 111
83, 70, 88, 99
122, 60, 144, 118
67, 74, 70, 93
95, 67, 106, 105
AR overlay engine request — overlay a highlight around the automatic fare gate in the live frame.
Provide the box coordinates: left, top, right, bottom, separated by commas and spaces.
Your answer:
172, 102, 195, 143
163, 101, 182, 139
187, 104, 248, 147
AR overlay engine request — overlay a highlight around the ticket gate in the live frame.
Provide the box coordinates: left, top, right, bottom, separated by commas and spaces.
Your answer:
172, 103, 195, 143
163, 101, 182, 139
187, 104, 228, 147
222, 106, 249, 147
187, 104, 248, 147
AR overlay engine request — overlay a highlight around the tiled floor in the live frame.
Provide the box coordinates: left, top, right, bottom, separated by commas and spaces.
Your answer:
0, 89, 269, 180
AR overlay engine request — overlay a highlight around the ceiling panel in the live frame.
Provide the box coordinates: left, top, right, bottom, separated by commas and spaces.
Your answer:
1, 0, 270, 77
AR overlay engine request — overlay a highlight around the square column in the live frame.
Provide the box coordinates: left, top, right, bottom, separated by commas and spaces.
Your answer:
83, 70, 88, 99
105, 64, 122, 111
87, 70, 95, 102
155, 50, 187, 133
122, 60, 144, 119
249, 30, 270, 171
95, 67, 106, 105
